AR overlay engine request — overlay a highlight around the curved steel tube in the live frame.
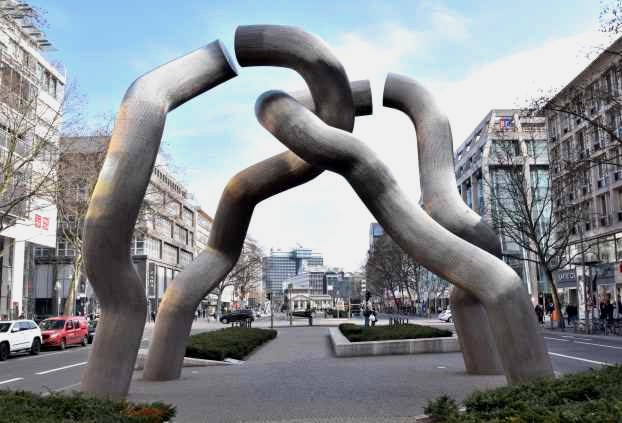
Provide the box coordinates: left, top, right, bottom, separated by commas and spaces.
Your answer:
81, 41, 237, 399
255, 90, 554, 384
383, 73, 503, 374
143, 25, 362, 381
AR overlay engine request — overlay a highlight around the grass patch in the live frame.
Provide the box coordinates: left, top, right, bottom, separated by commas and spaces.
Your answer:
425, 365, 622, 422
186, 327, 277, 361
338, 323, 452, 342
0, 390, 175, 423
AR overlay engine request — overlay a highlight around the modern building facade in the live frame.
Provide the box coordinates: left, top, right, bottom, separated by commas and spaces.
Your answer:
368, 222, 384, 254
0, 3, 64, 319
262, 247, 323, 306
545, 35, 622, 316
33, 136, 198, 318
454, 109, 549, 301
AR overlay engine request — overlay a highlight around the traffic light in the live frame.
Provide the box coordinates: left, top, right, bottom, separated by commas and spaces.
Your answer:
266, 292, 271, 300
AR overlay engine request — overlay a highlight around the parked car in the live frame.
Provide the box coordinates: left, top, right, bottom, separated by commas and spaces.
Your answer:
39, 316, 89, 349
220, 310, 254, 324
289, 309, 316, 318
0, 320, 42, 360
87, 319, 98, 344
438, 308, 453, 323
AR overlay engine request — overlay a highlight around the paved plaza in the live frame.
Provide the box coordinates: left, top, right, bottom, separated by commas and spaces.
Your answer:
129, 325, 506, 422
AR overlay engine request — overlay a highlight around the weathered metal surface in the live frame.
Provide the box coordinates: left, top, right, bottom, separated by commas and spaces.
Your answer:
383, 73, 503, 375
142, 25, 368, 382
81, 41, 237, 399
255, 89, 554, 384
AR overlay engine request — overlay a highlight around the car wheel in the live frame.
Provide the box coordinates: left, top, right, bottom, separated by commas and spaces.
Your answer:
222, 318, 228, 324
59, 339, 66, 350
0, 342, 8, 361
30, 338, 41, 355
81, 336, 88, 347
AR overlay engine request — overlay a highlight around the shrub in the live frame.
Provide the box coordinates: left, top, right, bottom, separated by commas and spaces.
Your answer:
424, 365, 622, 422
338, 323, 452, 342
186, 327, 277, 361
0, 390, 175, 423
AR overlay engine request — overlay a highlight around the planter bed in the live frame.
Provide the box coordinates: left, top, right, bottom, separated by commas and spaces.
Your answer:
0, 390, 174, 423
424, 365, 622, 422
330, 324, 458, 357
185, 327, 277, 361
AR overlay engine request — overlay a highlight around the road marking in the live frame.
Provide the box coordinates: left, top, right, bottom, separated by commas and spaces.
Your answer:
575, 341, 622, 350
0, 377, 23, 385
36, 362, 87, 375
549, 352, 612, 366
0, 346, 93, 364
544, 337, 570, 342
561, 335, 596, 341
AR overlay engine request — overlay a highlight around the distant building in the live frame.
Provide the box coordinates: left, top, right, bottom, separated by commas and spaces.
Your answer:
454, 109, 548, 300
368, 223, 384, 253
195, 208, 212, 255
262, 247, 323, 305
0, 5, 65, 319
545, 35, 622, 314
33, 136, 198, 318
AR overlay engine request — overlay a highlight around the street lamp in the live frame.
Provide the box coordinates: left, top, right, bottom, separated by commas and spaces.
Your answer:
54, 280, 62, 316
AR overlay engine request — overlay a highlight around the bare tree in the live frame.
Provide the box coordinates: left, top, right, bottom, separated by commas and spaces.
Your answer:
212, 240, 263, 318
365, 234, 419, 311
484, 133, 597, 328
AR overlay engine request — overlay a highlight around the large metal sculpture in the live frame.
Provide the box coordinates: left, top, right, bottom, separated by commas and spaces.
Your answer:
383, 73, 503, 374
81, 41, 237, 399
254, 88, 554, 384
142, 25, 371, 381
83, 25, 553, 399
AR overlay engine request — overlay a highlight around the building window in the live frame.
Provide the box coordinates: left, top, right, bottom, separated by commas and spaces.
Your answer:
131, 234, 145, 255
56, 239, 74, 257
146, 237, 162, 259
174, 224, 187, 244
33, 247, 50, 257
163, 243, 178, 265
182, 207, 194, 227
179, 250, 193, 266
155, 215, 173, 237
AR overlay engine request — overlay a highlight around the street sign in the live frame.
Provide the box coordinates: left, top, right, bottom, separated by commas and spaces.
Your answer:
554, 269, 577, 288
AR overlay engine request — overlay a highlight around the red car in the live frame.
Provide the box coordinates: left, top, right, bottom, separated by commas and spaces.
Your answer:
39, 316, 89, 349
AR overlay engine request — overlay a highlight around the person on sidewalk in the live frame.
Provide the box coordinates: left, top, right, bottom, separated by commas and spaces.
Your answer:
534, 303, 544, 324
363, 291, 372, 327
370, 308, 377, 327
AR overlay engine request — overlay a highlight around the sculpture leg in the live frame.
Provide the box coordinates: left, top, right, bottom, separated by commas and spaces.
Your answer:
143, 25, 369, 381
451, 287, 503, 374
81, 41, 237, 399
255, 90, 554, 384
383, 73, 503, 375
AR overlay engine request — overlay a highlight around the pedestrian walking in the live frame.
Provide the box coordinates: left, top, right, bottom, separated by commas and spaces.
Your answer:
363, 291, 372, 327
534, 303, 544, 324
370, 308, 377, 327
150, 310, 156, 322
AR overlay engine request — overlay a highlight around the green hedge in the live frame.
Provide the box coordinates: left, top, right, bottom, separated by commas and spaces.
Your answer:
186, 327, 277, 361
425, 365, 622, 422
338, 323, 452, 342
0, 390, 175, 423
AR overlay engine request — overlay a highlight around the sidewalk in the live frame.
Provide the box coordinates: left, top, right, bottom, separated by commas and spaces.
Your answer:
129, 325, 503, 422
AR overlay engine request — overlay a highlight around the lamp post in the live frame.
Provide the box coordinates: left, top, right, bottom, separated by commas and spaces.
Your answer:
55, 280, 62, 316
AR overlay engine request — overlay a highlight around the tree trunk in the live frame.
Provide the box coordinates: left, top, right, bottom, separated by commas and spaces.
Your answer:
64, 255, 82, 316
546, 268, 565, 329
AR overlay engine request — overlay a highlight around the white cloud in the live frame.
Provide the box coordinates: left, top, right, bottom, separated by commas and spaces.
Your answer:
430, 5, 470, 42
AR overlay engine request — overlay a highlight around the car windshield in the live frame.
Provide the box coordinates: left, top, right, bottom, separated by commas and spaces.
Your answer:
0, 323, 10, 333
40, 320, 65, 330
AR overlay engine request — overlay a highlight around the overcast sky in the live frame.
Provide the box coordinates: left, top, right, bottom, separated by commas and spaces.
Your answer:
40, 0, 613, 270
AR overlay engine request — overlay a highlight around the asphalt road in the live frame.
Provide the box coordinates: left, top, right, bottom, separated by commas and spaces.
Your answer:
0, 320, 620, 403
